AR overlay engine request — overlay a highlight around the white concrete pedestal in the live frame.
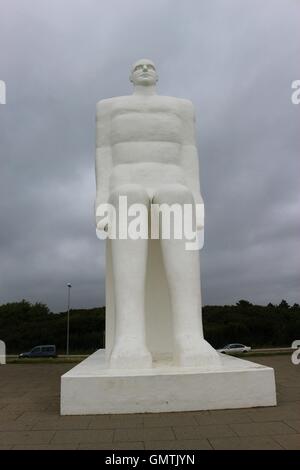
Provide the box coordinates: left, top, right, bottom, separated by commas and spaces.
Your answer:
60, 349, 276, 415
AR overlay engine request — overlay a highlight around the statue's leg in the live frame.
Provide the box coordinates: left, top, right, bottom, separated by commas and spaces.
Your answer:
153, 184, 221, 368
109, 184, 152, 369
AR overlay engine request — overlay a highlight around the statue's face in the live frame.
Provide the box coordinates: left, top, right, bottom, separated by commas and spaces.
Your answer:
130, 59, 158, 86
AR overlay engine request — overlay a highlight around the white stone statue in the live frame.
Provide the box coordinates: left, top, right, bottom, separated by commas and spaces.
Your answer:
95, 59, 220, 370
60, 60, 277, 415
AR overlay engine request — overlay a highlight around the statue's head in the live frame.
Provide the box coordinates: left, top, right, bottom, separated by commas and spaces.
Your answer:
130, 59, 158, 86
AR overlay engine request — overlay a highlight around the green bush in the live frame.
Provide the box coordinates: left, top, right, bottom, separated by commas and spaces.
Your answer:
0, 299, 299, 353
0, 300, 105, 354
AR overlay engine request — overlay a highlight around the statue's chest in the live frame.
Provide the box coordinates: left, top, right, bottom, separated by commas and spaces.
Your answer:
111, 106, 182, 144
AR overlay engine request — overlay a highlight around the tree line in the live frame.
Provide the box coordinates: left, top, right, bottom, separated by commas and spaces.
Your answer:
0, 299, 299, 354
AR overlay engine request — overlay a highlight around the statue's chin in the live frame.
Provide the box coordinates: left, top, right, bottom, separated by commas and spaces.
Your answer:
135, 78, 156, 86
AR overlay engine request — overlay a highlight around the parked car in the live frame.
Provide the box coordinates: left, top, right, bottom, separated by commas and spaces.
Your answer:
19, 345, 57, 358
217, 343, 251, 354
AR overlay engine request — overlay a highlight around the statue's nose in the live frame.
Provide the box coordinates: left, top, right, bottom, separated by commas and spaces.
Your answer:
142, 65, 148, 71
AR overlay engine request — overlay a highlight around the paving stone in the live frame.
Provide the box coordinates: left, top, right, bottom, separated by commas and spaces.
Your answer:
209, 436, 283, 450
283, 420, 300, 432
273, 434, 300, 450
143, 413, 198, 427
0, 404, 9, 410
0, 430, 55, 445
51, 429, 114, 444
12, 444, 79, 450
15, 412, 47, 424
144, 439, 212, 450
195, 410, 252, 425
89, 414, 143, 429
114, 427, 175, 442
276, 387, 300, 403
32, 416, 92, 430
3, 404, 49, 413
78, 441, 144, 450
0, 422, 33, 431
230, 421, 297, 437
173, 424, 236, 439
0, 410, 23, 420
0, 356, 299, 450
247, 406, 299, 422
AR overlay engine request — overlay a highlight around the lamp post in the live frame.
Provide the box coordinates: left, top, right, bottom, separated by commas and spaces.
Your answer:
66, 283, 72, 355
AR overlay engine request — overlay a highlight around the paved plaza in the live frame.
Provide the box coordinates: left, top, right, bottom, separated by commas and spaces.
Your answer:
0, 355, 299, 450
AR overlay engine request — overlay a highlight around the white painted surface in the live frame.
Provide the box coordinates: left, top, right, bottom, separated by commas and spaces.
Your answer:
0, 340, 6, 365
61, 349, 277, 415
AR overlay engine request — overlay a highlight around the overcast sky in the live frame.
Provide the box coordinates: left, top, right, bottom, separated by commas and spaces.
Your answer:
0, 0, 299, 312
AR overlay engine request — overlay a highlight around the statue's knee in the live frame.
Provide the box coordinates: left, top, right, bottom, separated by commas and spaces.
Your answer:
110, 184, 149, 206
153, 184, 193, 205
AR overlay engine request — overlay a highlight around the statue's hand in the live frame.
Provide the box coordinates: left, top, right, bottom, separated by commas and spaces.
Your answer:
96, 218, 108, 232
195, 200, 204, 231
95, 199, 110, 234
95, 217, 109, 240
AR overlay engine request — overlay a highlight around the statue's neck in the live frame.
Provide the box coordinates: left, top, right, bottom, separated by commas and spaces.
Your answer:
133, 85, 157, 96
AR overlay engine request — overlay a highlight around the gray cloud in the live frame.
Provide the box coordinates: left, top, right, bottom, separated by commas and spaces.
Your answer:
0, 0, 299, 311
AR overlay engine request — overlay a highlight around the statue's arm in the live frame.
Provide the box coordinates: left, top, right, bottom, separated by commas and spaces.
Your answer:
180, 100, 204, 229
95, 100, 112, 229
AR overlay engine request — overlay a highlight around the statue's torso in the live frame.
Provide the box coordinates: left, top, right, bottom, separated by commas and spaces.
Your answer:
107, 95, 188, 194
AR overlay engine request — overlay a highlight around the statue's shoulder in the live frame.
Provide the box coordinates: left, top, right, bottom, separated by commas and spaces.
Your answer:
96, 97, 115, 115
96, 95, 132, 115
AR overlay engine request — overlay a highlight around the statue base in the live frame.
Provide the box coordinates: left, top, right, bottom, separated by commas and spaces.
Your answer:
60, 349, 276, 415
